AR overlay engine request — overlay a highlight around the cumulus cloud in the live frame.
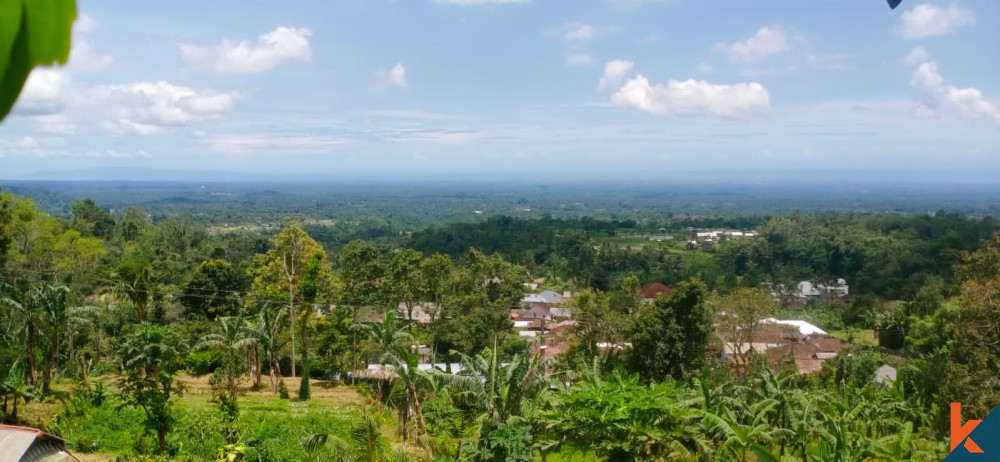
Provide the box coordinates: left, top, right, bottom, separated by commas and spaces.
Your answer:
714, 27, 789, 63
610, 76, 771, 117
432, 0, 529, 4
899, 3, 975, 38
902, 46, 930, 66
16, 69, 71, 115
180, 26, 313, 75
376, 63, 409, 89
566, 53, 595, 67
598, 60, 634, 93
92, 81, 240, 134
911, 61, 1000, 126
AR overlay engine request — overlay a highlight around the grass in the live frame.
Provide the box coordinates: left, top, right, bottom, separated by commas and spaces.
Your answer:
18, 374, 400, 461
828, 328, 877, 346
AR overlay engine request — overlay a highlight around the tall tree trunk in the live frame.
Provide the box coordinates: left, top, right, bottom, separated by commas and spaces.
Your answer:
157, 428, 167, 455
270, 353, 284, 391
79, 353, 89, 389
251, 344, 262, 389
411, 386, 427, 436
42, 334, 57, 394
26, 326, 38, 386
288, 279, 296, 379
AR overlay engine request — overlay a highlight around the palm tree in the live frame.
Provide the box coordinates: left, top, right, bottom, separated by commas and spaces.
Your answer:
112, 259, 153, 322
1, 284, 44, 388
435, 345, 552, 461
196, 316, 247, 399
355, 315, 412, 401
387, 348, 431, 441
241, 304, 287, 392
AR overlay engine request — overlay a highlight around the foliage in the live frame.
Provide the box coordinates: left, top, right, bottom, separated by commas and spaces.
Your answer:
118, 323, 187, 454
627, 279, 713, 382
0, 0, 76, 121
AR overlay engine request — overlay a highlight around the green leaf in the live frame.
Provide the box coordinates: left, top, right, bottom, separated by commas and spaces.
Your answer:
0, 0, 23, 79
24, 0, 76, 65
0, 8, 32, 121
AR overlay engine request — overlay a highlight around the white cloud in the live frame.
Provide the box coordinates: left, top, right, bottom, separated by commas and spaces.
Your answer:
376, 63, 409, 89
566, 53, 594, 67
902, 46, 930, 66
432, 0, 530, 4
714, 27, 789, 63
607, 71, 771, 117
75, 14, 99, 33
180, 26, 312, 75
69, 40, 114, 72
16, 69, 71, 115
513, 151, 529, 160
33, 115, 76, 135
911, 61, 1000, 126
93, 81, 240, 133
382, 129, 481, 143
698, 63, 714, 74
899, 3, 975, 39
563, 23, 595, 41
207, 134, 352, 154
598, 60, 634, 93
411, 152, 427, 161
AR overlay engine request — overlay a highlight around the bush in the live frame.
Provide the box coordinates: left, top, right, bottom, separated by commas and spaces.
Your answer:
186, 350, 224, 375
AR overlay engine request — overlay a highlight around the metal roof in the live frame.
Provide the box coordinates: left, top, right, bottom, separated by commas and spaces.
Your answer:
0, 425, 80, 462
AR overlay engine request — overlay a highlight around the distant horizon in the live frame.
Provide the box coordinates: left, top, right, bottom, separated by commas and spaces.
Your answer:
6, 166, 1000, 184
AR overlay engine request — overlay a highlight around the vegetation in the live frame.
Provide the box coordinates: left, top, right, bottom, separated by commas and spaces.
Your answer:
1, 184, 998, 460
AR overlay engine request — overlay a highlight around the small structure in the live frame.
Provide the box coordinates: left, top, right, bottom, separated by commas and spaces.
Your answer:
0, 425, 79, 462
640, 283, 673, 302
874, 364, 897, 386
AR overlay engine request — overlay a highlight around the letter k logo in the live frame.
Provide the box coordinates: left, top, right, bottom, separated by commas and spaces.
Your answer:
952, 403, 985, 454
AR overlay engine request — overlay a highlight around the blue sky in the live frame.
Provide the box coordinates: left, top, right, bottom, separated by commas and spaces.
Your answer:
1, 0, 998, 177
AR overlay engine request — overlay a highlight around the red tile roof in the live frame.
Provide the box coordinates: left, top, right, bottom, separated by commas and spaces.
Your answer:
640, 283, 673, 299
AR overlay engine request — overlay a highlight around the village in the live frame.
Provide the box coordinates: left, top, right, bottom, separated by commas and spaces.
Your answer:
365, 276, 896, 381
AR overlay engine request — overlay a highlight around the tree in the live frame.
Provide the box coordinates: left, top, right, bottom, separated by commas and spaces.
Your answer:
627, 279, 713, 382
713, 287, 776, 366
567, 289, 628, 364
182, 259, 246, 320
356, 315, 412, 401
240, 303, 287, 392
118, 324, 186, 454
436, 346, 550, 462
1, 284, 44, 388
339, 240, 384, 383
388, 348, 431, 441
420, 253, 454, 363
386, 249, 425, 331
0, 191, 12, 277
250, 222, 334, 379
113, 258, 153, 322
70, 198, 115, 240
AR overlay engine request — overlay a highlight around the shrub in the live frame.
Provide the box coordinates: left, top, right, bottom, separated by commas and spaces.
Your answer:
186, 350, 224, 375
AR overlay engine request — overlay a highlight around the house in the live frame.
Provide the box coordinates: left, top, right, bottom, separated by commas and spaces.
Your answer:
0, 426, 79, 462
874, 364, 897, 386
721, 319, 842, 375
796, 279, 849, 298
640, 283, 673, 302
397, 302, 436, 324
760, 318, 827, 336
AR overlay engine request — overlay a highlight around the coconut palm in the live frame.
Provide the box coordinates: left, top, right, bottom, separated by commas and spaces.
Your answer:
386, 348, 431, 441
241, 304, 286, 392
1, 284, 45, 388
111, 259, 153, 322
355, 315, 412, 401
196, 315, 248, 399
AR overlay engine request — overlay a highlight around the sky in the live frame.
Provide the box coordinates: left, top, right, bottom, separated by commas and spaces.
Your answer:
1, 0, 998, 177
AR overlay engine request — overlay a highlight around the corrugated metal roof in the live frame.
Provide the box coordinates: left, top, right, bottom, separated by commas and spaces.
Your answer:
0, 426, 79, 462
0, 429, 37, 461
